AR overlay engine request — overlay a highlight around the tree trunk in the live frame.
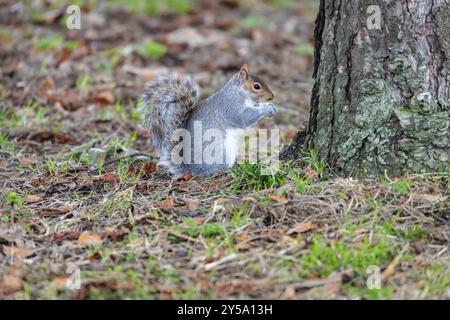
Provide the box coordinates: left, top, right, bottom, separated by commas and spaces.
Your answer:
281, 0, 450, 176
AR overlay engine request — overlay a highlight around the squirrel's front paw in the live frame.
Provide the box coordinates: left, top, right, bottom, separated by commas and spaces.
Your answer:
263, 102, 277, 117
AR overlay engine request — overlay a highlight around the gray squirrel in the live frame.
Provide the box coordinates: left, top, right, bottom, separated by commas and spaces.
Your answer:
142, 64, 277, 178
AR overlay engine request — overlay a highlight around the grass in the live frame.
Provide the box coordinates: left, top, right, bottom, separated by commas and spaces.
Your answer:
0, 99, 59, 130
414, 264, 450, 298
2, 156, 448, 299
264, 0, 296, 7
382, 221, 428, 242
240, 14, 267, 30
0, 134, 16, 157
76, 74, 91, 98
35, 35, 79, 52
136, 40, 168, 60
5, 192, 24, 207
300, 235, 394, 277
295, 44, 315, 57
108, 0, 195, 16
386, 179, 412, 197
1, 0, 449, 300
231, 161, 287, 191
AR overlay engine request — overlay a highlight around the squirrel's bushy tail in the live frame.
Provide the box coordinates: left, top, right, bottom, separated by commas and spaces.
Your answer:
142, 74, 199, 177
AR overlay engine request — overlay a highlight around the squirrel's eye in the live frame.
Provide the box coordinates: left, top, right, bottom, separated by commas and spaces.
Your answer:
253, 83, 261, 91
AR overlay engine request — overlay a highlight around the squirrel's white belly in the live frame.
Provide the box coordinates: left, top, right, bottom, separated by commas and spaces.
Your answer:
224, 129, 239, 168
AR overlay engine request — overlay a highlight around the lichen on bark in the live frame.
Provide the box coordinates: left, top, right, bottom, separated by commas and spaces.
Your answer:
282, 0, 450, 177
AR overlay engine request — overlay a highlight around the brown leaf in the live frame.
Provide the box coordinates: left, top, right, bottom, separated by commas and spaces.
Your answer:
279, 286, 296, 300
52, 230, 80, 241
18, 159, 34, 166
3, 246, 36, 260
287, 222, 314, 235
285, 129, 297, 141
40, 207, 70, 218
3, 275, 22, 290
184, 198, 199, 211
44, 90, 82, 110
42, 76, 55, 89
215, 17, 237, 30
137, 130, 151, 139
268, 194, 289, 205
0, 160, 8, 169
24, 195, 42, 203
2, 59, 18, 76
179, 170, 194, 181
128, 161, 157, 178
50, 277, 68, 289
128, 162, 143, 176
78, 232, 102, 246
122, 65, 170, 81
97, 172, 120, 185
382, 255, 401, 283
159, 196, 174, 211
30, 131, 80, 145
414, 194, 446, 203
54, 48, 73, 67
236, 232, 251, 251
144, 162, 157, 175
191, 217, 206, 225
90, 90, 115, 105
43, 7, 65, 25
99, 229, 127, 241
305, 165, 318, 179
320, 282, 342, 296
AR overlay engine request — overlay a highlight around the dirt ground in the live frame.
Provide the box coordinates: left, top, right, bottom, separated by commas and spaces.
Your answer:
0, 0, 449, 300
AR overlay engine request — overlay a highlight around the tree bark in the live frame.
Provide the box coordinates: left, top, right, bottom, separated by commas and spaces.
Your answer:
281, 0, 450, 176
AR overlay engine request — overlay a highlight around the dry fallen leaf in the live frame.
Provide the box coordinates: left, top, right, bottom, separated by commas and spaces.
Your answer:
3, 246, 36, 260
40, 207, 70, 218
99, 229, 127, 241
144, 162, 157, 175
43, 76, 55, 89
279, 286, 297, 300
413, 194, 446, 203
236, 232, 251, 251
320, 282, 342, 297
78, 232, 102, 246
0, 160, 8, 169
167, 27, 226, 48
44, 90, 82, 110
180, 170, 194, 181
268, 194, 289, 205
305, 165, 318, 179
30, 131, 80, 145
382, 255, 401, 283
24, 195, 42, 203
242, 196, 258, 203
159, 196, 174, 211
18, 159, 34, 166
190, 217, 206, 225
3, 275, 22, 290
287, 221, 314, 235
285, 129, 297, 141
50, 277, 68, 289
122, 65, 170, 81
97, 172, 120, 185
52, 230, 80, 241
184, 198, 199, 211
91, 90, 115, 105
128, 161, 157, 178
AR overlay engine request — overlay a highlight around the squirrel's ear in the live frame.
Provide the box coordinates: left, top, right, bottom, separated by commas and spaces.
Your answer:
237, 64, 250, 84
